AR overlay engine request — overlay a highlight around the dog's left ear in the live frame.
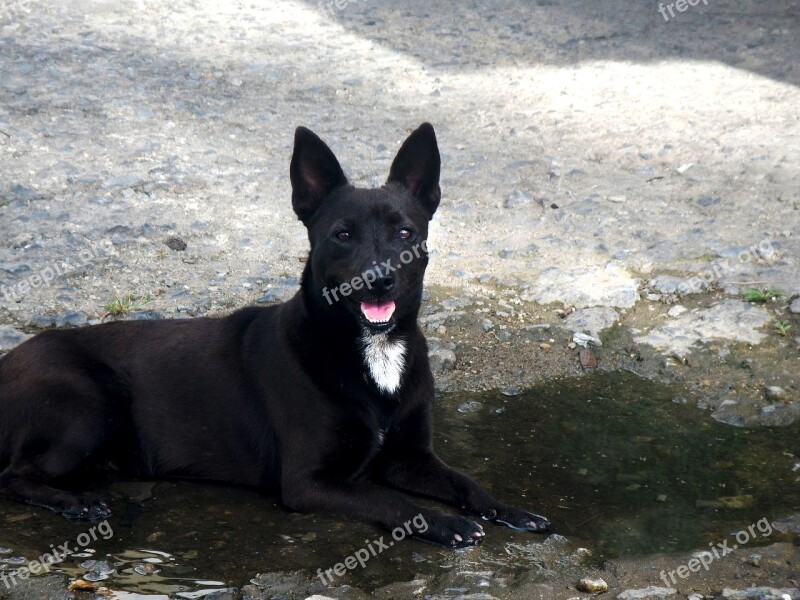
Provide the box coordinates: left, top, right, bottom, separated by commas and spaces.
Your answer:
387, 123, 441, 218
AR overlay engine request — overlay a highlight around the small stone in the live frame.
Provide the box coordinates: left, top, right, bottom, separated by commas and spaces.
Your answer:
617, 587, 677, 600
56, 311, 90, 328
646, 293, 662, 302
428, 339, 456, 372
772, 514, 800, 533
648, 275, 686, 295
436, 325, 447, 335
539, 343, 552, 351
577, 578, 608, 593
457, 400, 482, 413
568, 342, 577, 350
719, 588, 800, 599
104, 175, 144, 188
667, 305, 688, 318
564, 306, 618, 337
504, 189, 533, 208
764, 386, 787, 401
676, 163, 693, 174
166, 237, 187, 251
579, 349, 598, 369
789, 298, 800, 314
133, 562, 160, 576
573, 332, 602, 348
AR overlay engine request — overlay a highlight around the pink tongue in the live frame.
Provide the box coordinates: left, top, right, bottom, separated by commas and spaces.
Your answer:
360, 301, 396, 323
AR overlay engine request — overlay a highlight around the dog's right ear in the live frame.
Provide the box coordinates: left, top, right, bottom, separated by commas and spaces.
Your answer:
290, 127, 348, 222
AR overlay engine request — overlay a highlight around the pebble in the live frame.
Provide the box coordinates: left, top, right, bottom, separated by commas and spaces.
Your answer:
719, 588, 800, 599
104, 175, 144, 188
457, 400, 482, 413
764, 386, 787, 401
579, 349, 598, 369
564, 307, 619, 337
790, 298, 800, 314
166, 237, 188, 251
56, 311, 89, 328
667, 305, 688, 318
617, 587, 677, 599
577, 577, 608, 593
503, 189, 533, 208
573, 332, 602, 348
428, 338, 456, 372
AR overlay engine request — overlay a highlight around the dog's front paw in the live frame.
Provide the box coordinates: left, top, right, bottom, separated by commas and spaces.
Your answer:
62, 496, 112, 521
416, 513, 485, 548
482, 505, 551, 533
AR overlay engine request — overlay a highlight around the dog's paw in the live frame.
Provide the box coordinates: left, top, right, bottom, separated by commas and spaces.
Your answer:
482, 505, 551, 533
62, 496, 112, 521
416, 513, 485, 548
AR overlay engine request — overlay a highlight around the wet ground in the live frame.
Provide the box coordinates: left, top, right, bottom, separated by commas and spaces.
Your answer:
1, 372, 797, 598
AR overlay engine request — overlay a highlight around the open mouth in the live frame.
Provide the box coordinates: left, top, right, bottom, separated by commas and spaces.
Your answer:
359, 301, 396, 329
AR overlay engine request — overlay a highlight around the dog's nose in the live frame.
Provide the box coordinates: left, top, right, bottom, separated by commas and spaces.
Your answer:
375, 274, 395, 294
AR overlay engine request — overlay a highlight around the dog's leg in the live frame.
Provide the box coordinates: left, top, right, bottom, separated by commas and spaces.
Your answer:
281, 477, 485, 548
0, 378, 115, 520
379, 452, 551, 532
2, 460, 112, 521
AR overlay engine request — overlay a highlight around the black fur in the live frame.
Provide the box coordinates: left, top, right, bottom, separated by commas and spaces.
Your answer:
0, 124, 550, 547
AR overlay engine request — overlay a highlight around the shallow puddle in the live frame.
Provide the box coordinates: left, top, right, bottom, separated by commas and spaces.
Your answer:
0, 371, 797, 596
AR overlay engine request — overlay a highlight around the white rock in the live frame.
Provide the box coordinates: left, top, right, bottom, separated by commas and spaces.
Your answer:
523, 265, 639, 309
564, 307, 619, 337
573, 332, 602, 348
635, 300, 772, 357
617, 587, 677, 599
719, 587, 800, 599
764, 386, 787, 401
667, 305, 688, 318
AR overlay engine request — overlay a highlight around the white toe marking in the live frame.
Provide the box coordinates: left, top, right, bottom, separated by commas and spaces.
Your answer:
360, 331, 406, 394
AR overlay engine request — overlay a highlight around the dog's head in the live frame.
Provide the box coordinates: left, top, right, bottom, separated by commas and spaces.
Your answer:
291, 123, 440, 334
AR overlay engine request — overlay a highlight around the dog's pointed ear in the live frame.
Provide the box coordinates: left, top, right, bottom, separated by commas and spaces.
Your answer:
290, 127, 348, 222
387, 123, 441, 217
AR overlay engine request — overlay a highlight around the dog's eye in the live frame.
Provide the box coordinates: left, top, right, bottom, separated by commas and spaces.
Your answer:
398, 228, 413, 240
335, 231, 351, 241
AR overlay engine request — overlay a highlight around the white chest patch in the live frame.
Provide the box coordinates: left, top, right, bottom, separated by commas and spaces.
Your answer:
360, 331, 407, 395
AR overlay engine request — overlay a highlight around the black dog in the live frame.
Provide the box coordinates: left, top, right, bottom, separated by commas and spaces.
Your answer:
0, 124, 550, 547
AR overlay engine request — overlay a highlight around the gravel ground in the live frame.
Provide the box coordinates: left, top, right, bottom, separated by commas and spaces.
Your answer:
1, 0, 799, 598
